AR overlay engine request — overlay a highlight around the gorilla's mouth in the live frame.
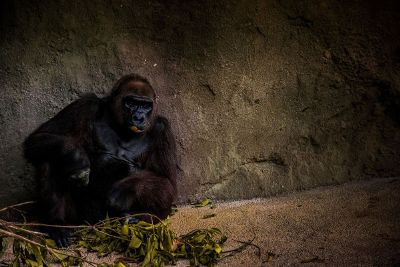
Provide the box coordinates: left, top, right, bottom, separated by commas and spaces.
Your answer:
129, 125, 144, 133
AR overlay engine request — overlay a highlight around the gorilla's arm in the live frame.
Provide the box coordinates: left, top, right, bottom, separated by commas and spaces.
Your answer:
24, 95, 100, 166
147, 116, 178, 188
23, 95, 101, 246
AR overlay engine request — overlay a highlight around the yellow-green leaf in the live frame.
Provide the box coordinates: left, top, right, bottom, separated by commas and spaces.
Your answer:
193, 199, 211, 207
25, 259, 38, 267
78, 240, 88, 248
129, 233, 142, 249
121, 224, 129, 236
53, 251, 69, 261
115, 262, 127, 267
215, 244, 222, 254
202, 213, 216, 219
12, 258, 20, 267
31, 245, 43, 266
45, 239, 56, 248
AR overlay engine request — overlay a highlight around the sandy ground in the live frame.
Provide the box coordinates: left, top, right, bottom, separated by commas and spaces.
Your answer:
1, 177, 399, 266
170, 177, 400, 266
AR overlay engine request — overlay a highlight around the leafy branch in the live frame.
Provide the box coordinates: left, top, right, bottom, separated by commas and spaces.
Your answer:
0, 202, 228, 267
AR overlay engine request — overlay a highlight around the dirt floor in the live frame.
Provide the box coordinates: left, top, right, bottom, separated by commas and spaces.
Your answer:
170, 177, 400, 266
1, 177, 399, 266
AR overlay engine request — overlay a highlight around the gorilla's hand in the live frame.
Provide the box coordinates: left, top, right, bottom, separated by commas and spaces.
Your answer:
47, 228, 71, 248
69, 167, 90, 187
56, 149, 91, 186
107, 179, 134, 213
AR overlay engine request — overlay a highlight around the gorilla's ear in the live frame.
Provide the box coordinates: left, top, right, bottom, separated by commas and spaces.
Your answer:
151, 116, 169, 134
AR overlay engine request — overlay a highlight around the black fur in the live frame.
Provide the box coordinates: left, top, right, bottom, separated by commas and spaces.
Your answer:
23, 75, 177, 246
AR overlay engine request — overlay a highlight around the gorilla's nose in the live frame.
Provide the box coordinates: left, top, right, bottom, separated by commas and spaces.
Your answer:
133, 115, 144, 123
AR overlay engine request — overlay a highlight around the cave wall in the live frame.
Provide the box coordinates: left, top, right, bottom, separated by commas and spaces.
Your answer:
0, 0, 399, 205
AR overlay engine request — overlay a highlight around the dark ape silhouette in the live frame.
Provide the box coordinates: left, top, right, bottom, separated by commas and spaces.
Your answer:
23, 74, 177, 246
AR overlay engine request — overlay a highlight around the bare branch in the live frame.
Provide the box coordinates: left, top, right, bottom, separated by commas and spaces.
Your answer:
0, 201, 36, 213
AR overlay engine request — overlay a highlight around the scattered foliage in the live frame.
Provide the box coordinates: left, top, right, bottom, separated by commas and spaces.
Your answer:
0, 203, 228, 267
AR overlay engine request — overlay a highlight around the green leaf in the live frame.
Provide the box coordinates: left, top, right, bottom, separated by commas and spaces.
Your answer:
53, 250, 69, 261
215, 244, 222, 254
193, 199, 211, 208
121, 224, 129, 236
202, 213, 216, 219
12, 258, 20, 267
78, 240, 88, 248
209, 228, 222, 234
199, 256, 208, 265
142, 249, 152, 266
95, 229, 106, 238
116, 262, 127, 267
164, 232, 172, 251
129, 233, 142, 249
25, 259, 39, 267
192, 233, 206, 243
31, 245, 43, 266
136, 221, 154, 230
219, 235, 228, 244
45, 239, 56, 248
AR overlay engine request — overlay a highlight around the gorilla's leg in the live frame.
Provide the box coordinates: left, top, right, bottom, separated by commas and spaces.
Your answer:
107, 171, 176, 222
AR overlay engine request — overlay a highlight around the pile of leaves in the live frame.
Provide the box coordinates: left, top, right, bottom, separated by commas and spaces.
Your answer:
0, 204, 227, 267
77, 215, 226, 266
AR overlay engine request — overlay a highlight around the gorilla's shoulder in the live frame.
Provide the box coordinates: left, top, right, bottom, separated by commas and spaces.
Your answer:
50, 94, 103, 124
62, 94, 101, 111
153, 116, 171, 132
67, 93, 102, 109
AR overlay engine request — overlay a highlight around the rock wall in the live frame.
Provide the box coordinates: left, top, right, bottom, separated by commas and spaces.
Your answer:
0, 0, 399, 205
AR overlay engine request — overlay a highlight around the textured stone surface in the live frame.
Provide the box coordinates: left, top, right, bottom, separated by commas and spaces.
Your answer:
0, 0, 399, 205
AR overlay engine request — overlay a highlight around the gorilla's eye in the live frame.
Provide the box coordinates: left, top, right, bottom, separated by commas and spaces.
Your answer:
123, 97, 137, 108
124, 97, 153, 111
141, 102, 153, 110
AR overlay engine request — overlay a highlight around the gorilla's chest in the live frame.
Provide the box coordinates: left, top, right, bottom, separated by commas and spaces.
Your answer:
92, 121, 150, 170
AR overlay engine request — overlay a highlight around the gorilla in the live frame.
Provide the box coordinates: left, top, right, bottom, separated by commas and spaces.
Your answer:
23, 74, 177, 246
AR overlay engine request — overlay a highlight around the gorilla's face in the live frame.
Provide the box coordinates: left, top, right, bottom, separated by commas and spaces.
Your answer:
112, 80, 156, 134
122, 95, 153, 133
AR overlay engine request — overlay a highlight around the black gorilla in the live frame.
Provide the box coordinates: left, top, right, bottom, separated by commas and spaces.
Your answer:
23, 74, 177, 246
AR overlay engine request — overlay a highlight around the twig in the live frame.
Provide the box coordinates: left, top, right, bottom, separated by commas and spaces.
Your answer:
222, 236, 257, 257
0, 201, 36, 213
0, 220, 47, 236
233, 238, 261, 258
12, 222, 91, 229
0, 228, 44, 248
